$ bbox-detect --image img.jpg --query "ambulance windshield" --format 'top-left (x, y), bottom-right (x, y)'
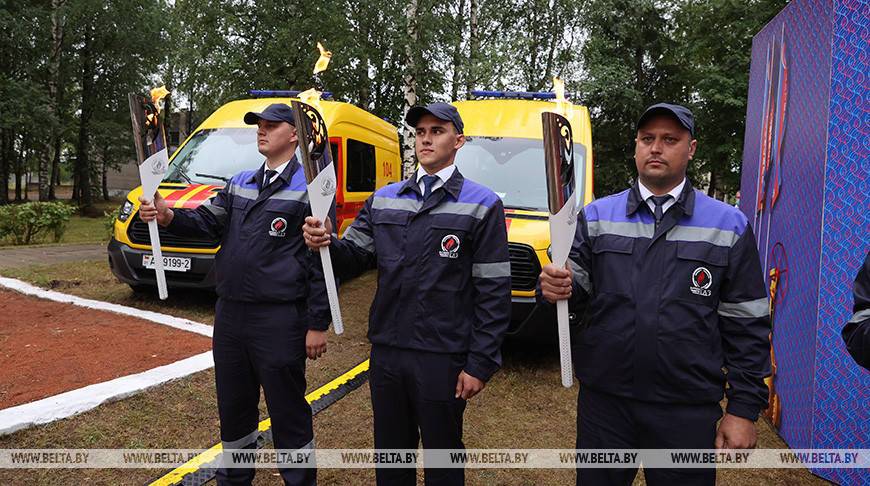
top-left (166, 128), bottom-right (262, 184)
top-left (454, 137), bottom-right (550, 212)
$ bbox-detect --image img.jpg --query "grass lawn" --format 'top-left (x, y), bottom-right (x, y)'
top-left (0, 260), bottom-right (832, 485)
top-left (56, 215), bottom-right (111, 244)
top-left (1, 259), bottom-right (215, 323)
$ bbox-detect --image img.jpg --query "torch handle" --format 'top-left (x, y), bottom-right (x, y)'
top-left (319, 245), bottom-right (344, 335)
top-left (556, 299), bottom-right (573, 387)
top-left (147, 219), bottom-right (168, 300)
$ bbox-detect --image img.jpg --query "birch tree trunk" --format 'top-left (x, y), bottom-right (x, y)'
top-left (450, 0), bottom-right (467, 101)
top-left (400, 0), bottom-right (419, 180)
top-left (42, 0), bottom-right (65, 201)
top-left (466, 0), bottom-right (478, 96)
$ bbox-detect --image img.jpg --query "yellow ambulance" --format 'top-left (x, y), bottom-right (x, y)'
top-left (108, 92), bottom-right (401, 291)
top-left (452, 91), bottom-right (594, 335)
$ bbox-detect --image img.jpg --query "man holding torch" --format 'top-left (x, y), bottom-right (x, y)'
top-left (539, 103), bottom-right (771, 485)
top-left (302, 103), bottom-right (511, 485)
top-left (139, 103), bottom-right (329, 485)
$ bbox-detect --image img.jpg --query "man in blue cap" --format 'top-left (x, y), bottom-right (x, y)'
top-left (539, 103), bottom-right (771, 485)
top-left (139, 103), bottom-right (330, 485)
top-left (301, 102), bottom-right (511, 485)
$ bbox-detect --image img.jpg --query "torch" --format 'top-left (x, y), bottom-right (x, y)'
top-left (542, 78), bottom-right (584, 387)
top-left (292, 100), bottom-right (344, 335)
top-left (289, 42), bottom-right (344, 334)
top-left (128, 86), bottom-right (170, 300)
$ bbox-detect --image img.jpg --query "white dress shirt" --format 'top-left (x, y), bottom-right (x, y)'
top-left (264, 159), bottom-right (292, 186)
top-left (638, 178), bottom-right (686, 216)
top-left (416, 164), bottom-right (456, 196)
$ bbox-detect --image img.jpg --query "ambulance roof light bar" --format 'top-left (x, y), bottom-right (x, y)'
top-left (248, 90), bottom-right (334, 99)
top-left (470, 90), bottom-right (557, 100)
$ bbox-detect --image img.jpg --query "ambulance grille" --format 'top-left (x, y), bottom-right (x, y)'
top-left (508, 243), bottom-right (541, 291)
top-left (127, 218), bottom-right (220, 249)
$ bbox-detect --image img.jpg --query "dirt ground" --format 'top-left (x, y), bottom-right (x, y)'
top-left (0, 261), bottom-right (836, 485)
top-left (0, 289), bottom-right (212, 409)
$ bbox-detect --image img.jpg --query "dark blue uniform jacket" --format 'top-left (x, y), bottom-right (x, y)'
top-left (552, 180), bottom-right (771, 420)
top-left (843, 251), bottom-right (870, 370)
top-left (167, 159), bottom-right (331, 330)
top-left (329, 169), bottom-right (511, 382)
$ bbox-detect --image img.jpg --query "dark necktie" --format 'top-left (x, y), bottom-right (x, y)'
top-left (262, 169), bottom-right (277, 192)
top-left (650, 195), bottom-right (672, 225)
top-left (421, 174), bottom-right (439, 200)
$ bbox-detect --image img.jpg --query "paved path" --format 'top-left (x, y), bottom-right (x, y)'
top-left (0, 243), bottom-right (105, 270)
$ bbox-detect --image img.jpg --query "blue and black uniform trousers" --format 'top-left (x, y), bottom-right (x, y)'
top-left (370, 344), bottom-right (467, 486)
top-left (576, 385), bottom-right (721, 486)
top-left (213, 298), bottom-right (315, 486)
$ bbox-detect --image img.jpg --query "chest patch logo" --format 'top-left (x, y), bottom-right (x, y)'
top-left (439, 234), bottom-right (461, 259)
top-left (269, 217), bottom-right (287, 237)
top-left (690, 266), bottom-right (713, 296)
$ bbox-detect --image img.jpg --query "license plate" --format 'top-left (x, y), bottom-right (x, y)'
top-left (142, 255), bottom-right (191, 272)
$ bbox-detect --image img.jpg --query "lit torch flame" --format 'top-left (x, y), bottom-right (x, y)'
top-left (553, 77), bottom-right (571, 117)
top-left (150, 85), bottom-right (170, 113)
top-left (313, 42), bottom-right (332, 75)
top-left (298, 88), bottom-right (322, 109)
top-left (145, 85), bottom-right (170, 130)
top-left (299, 43), bottom-right (332, 111)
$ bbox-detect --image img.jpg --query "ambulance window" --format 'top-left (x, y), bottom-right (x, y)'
top-left (346, 139), bottom-right (376, 192)
top-left (330, 142), bottom-right (339, 164)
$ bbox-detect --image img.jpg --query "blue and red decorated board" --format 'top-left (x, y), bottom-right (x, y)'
top-left (740, 0), bottom-right (868, 483)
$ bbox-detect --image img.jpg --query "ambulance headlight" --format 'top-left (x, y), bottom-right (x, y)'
top-left (117, 200), bottom-right (134, 222)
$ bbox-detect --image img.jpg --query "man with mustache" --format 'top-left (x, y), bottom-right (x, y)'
top-left (539, 103), bottom-right (771, 485)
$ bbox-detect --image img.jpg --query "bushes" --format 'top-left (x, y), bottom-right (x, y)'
top-left (0, 202), bottom-right (77, 245)
top-left (103, 208), bottom-right (120, 239)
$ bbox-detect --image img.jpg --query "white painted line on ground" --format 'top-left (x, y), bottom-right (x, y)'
top-left (0, 276), bottom-right (212, 337)
top-left (0, 276), bottom-right (215, 436)
top-left (0, 352), bottom-right (214, 436)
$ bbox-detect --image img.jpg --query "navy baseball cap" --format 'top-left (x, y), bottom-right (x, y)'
top-left (244, 103), bottom-right (296, 126)
top-left (405, 102), bottom-right (464, 133)
top-left (636, 103), bottom-right (695, 137)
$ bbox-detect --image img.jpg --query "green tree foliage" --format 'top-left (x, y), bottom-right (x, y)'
top-left (66, 0), bottom-right (165, 211)
top-left (577, 0), bottom-right (685, 196)
top-left (0, 0), bottom-right (164, 211)
top-left (0, 1), bottom-right (54, 203)
top-left (335, 0), bottom-right (409, 119)
top-left (672, 0), bottom-right (788, 198)
top-left (578, 0), bottom-right (787, 197)
top-left (0, 0), bottom-right (789, 206)
top-left (499, 0), bottom-right (584, 92)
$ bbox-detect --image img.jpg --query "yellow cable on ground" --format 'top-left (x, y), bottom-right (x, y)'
top-left (305, 359), bottom-right (369, 403)
top-left (149, 359), bottom-right (370, 486)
